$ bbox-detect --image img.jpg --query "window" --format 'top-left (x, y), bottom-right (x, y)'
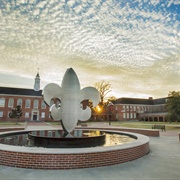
top-left (33, 99), bottom-right (39, 109)
top-left (146, 106), bottom-right (149, 111)
top-left (126, 106), bottom-right (129, 110)
top-left (126, 113), bottom-right (129, 119)
top-left (41, 101), bottom-right (46, 109)
top-left (0, 98), bottom-right (5, 107)
top-left (0, 111), bottom-right (3, 117)
top-left (41, 112), bottom-right (45, 118)
top-left (130, 113), bottom-right (133, 118)
top-left (130, 106), bottom-right (132, 111)
top-left (25, 112), bottom-right (29, 118)
top-left (8, 111), bottom-right (10, 117)
top-left (17, 98), bottom-right (22, 106)
top-left (134, 113), bottom-right (136, 118)
top-left (123, 113), bottom-right (126, 119)
top-left (25, 99), bottom-right (31, 108)
top-left (149, 106), bottom-right (151, 111)
top-left (116, 113), bottom-right (118, 119)
top-left (8, 98), bottom-right (14, 107)
top-left (133, 106), bottom-right (136, 111)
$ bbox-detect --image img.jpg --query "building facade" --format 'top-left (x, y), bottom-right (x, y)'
top-left (112, 97), bottom-right (168, 122)
top-left (0, 73), bottom-right (53, 122)
top-left (0, 74), bottom-right (168, 122)
top-left (0, 87), bottom-right (53, 122)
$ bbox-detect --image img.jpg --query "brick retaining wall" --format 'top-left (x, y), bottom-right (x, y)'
top-left (0, 128), bottom-right (150, 169)
top-left (0, 127), bottom-right (24, 132)
top-left (76, 127), bottom-right (160, 137)
top-left (0, 143), bottom-right (149, 169)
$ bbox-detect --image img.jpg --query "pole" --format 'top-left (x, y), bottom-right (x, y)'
top-left (109, 105), bottom-right (111, 125)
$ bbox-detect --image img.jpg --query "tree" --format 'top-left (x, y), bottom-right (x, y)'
top-left (95, 80), bottom-right (112, 106)
top-left (93, 81), bottom-right (117, 122)
top-left (166, 91), bottom-right (180, 122)
top-left (9, 105), bottom-right (23, 124)
top-left (105, 96), bottom-right (117, 106)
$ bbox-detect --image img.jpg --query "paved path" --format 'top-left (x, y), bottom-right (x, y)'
top-left (0, 122), bottom-right (179, 180)
top-left (25, 121), bottom-right (58, 130)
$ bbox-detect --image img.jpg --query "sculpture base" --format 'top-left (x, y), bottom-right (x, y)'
top-left (28, 130), bottom-right (105, 148)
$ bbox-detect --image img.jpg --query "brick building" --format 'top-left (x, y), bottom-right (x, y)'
top-left (0, 73), bottom-right (53, 122)
top-left (112, 97), bottom-right (168, 122)
top-left (0, 73), bottom-right (168, 122)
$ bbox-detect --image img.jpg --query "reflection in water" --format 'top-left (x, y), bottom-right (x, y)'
top-left (0, 134), bottom-right (29, 147)
top-left (0, 130), bottom-right (136, 148)
top-left (29, 130), bottom-right (102, 138)
top-left (104, 134), bottom-right (135, 146)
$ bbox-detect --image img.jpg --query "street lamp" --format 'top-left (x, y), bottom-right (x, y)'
top-left (107, 102), bottom-right (114, 125)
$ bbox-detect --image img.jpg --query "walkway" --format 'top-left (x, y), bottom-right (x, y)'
top-left (0, 122), bottom-right (179, 180)
top-left (25, 121), bottom-right (58, 130)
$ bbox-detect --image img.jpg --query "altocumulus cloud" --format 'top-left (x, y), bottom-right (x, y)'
top-left (0, 0), bottom-right (179, 98)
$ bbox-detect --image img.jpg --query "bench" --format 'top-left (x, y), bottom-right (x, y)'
top-left (152, 124), bottom-right (165, 131)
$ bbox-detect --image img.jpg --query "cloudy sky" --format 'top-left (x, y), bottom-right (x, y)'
top-left (0, 0), bottom-right (179, 99)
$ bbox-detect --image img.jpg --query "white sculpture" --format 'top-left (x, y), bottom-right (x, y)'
top-left (42, 68), bottom-right (100, 134)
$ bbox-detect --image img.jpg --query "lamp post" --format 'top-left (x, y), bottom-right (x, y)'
top-left (108, 102), bottom-right (114, 125)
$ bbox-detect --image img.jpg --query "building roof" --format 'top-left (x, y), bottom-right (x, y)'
top-left (0, 87), bottom-right (167, 105)
top-left (153, 98), bottom-right (167, 105)
top-left (0, 87), bottom-right (42, 97)
top-left (113, 97), bottom-right (167, 105)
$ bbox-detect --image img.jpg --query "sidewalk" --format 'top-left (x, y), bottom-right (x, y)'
top-left (25, 121), bottom-right (58, 130)
top-left (0, 122), bottom-right (180, 180)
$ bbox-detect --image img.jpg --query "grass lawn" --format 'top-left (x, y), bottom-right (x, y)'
top-left (110, 121), bottom-right (180, 131)
top-left (0, 122), bottom-right (25, 126)
top-left (47, 120), bottom-right (180, 131)
top-left (47, 121), bottom-right (61, 125)
top-left (1, 120), bottom-right (178, 131)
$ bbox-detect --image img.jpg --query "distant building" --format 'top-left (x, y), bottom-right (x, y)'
top-left (112, 97), bottom-right (168, 122)
top-left (0, 87), bottom-right (53, 122)
top-left (0, 73), bottom-right (168, 122)
top-left (91, 97), bottom-right (168, 122)
top-left (0, 73), bottom-right (53, 122)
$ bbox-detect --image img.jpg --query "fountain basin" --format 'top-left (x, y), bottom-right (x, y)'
top-left (28, 130), bottom-right (106, 148)
top-left (0, 129), bottom-right (150, 169)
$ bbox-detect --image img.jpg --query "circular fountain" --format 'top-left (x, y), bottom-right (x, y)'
top-left (0, 68), bottom-right (150, 169)
top-left (0, 129), bottom-right (149, 169)
top-left (28, 130), bottom-right (106, 148)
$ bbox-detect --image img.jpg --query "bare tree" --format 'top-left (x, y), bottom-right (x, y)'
top-left (95, 80), bottom-right (112, 106)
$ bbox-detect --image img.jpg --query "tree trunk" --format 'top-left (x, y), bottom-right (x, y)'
top-left (15, 118), bottom-right (18, 125)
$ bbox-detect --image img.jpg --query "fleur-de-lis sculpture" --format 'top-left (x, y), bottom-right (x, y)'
top-left (42, 68), bottom-right (100, 135)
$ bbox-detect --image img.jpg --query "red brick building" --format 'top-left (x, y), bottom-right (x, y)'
top-left (0, 73), bottom-right (168, 122)
top-left (112, 97), bottom-right (168, 122)
top-left (0, 87), bottom-right (53, 122)
top-left (0, 73), bottom-right (53, 122)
